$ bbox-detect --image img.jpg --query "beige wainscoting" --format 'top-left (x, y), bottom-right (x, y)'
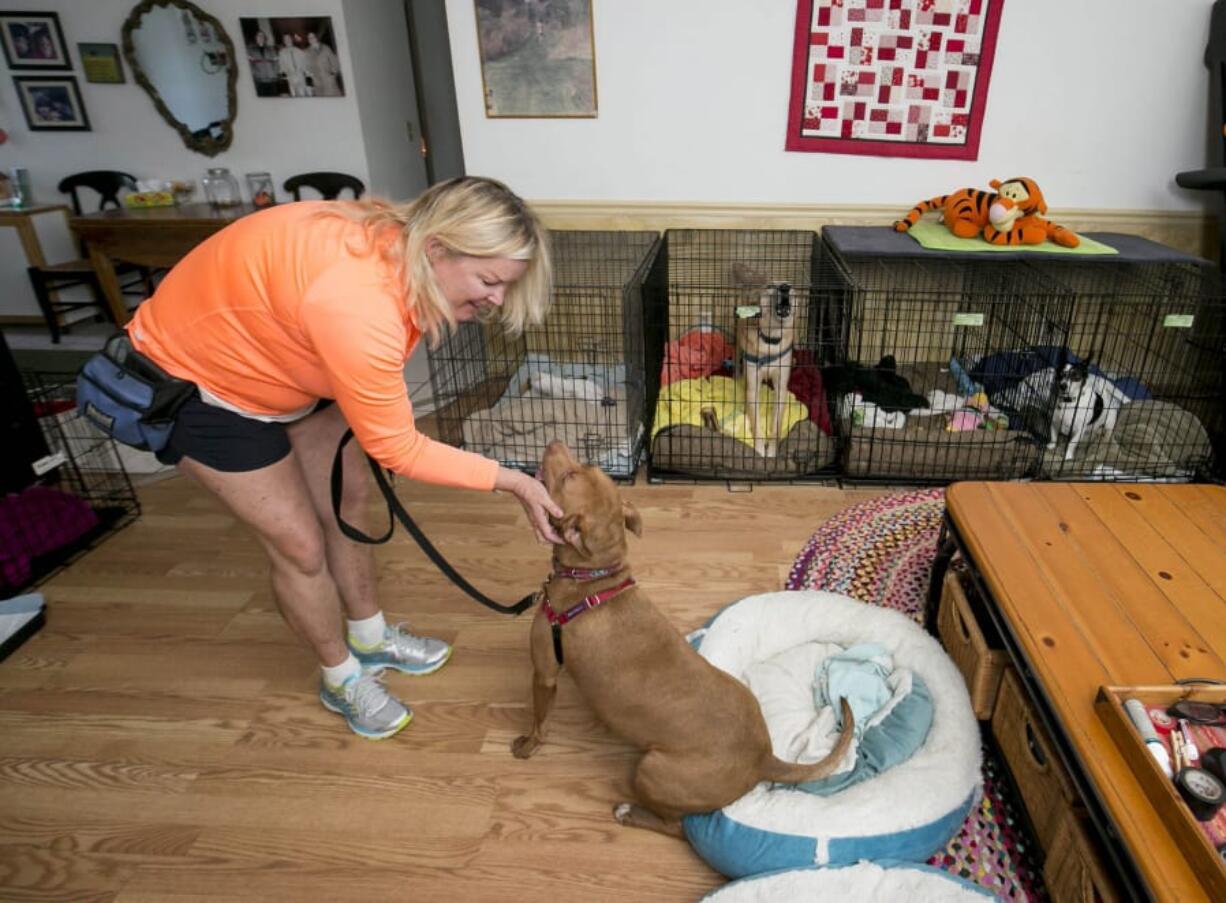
top-left (532, 200), bottom-right (1218, 262)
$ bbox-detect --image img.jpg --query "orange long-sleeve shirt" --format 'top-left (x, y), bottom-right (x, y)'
top-left (128, 201), bottom-right (498, 491)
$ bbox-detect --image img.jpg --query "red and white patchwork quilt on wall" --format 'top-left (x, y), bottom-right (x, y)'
top-left (785, 0), bottom-right (1005, 159)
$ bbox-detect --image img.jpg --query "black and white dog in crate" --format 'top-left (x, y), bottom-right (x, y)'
top-left (1046, 356), bottom-right (1129, 461)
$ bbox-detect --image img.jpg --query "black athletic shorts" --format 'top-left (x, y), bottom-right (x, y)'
top-left (155, 394), bottom-right (333, 473)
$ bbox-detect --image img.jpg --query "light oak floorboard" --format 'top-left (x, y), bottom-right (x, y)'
top-left (1, 471), bottom-right (888, 902)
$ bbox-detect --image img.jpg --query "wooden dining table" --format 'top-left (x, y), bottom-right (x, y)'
top-left (69, 203), bottom-right (258, 325)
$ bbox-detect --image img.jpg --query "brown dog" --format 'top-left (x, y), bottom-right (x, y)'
top-left (512, 441), bottom-right (854, 837)
top-left (732, 263), bottom-right (797, 458)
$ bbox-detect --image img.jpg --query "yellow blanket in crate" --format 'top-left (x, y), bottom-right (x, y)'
top-left (653, 376), bottom-right (809, 448)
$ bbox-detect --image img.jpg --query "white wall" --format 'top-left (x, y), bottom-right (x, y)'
top-left (342, 0), bottom-right (428, 201)
top-left (448, 0), bottom-right (1218, 213)
top-left (2, 0), bottom-right (1215, 211)
top-left (0, 0), bottom-right (374, 204)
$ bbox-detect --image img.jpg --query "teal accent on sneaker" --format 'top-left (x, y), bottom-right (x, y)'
top-left (348, 623), bottom-right (453, 676)
top-left (319, 671), bottom-right (412, 740)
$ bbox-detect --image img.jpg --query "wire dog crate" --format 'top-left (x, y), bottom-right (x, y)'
top-left (427, 230), bottom-right (661, 480)
top-left (2, 371), bottom-right (140, 595)
top-left (825, 231), bottom-right (1072, 483)
top-left (824, 226), bottom-right (1226, 484)
top-left (1031, 256), bottom-right (1225, 481)
top-left (645, 229), bottom-right (842, 481)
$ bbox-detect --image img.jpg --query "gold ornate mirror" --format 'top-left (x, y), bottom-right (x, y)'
top-left (121, 0), bottom-right (238, 156)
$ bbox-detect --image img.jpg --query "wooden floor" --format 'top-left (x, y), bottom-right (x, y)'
top-left (0, 473), bottom-right (887, 902)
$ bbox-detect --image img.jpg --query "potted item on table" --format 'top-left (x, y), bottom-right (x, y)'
top-left (246, 171), bottom-right (275, 208)
top-left (170, 179), bottom-right (195, 204)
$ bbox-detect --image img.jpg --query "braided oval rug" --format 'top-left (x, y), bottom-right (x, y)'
top-left (786, 488), bottom-right (1047, 901)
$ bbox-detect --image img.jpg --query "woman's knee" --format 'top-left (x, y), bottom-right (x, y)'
top-left (264, 522), bottom-right (329, 576)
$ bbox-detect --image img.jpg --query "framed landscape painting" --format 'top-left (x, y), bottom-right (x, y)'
top-left (475, 0), bottom-right (597, 118)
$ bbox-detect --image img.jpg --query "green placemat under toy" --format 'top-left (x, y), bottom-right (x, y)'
top-left (906, 220), bottom-right (1117, 255)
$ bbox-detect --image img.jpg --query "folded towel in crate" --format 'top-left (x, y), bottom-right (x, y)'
top-left (460, 379), bottom-right (632, 472)
top-left (652, 376), bottom-right (809, 448)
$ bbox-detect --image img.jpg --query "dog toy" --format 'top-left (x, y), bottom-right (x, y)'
top-left (895, 177), bottom-right (1079, 248)
top-left (530, 372), bottom-right (604, 403)
top-left (840, 393), bottom-right (906, 429)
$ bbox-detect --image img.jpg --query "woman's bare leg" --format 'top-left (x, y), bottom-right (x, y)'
top-left (283, 403), bottom-right (452, 677)
top-left (285, 404), bottom-right (379, 620)
top-left (174, 453), bottom-right (349, 666)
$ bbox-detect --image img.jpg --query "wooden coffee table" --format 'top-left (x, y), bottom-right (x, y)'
top-left (926, 482), bottom-right (1226, 901)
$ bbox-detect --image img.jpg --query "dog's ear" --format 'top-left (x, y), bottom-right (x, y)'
top-left (731, 262), bottom-right (768, 288)
top-left (622, 501), bottom-right (642, 538)
top-left (558, 513), bottom-right (588, 554)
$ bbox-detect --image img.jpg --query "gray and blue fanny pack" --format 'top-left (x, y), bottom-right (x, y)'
top-left (76, 333), bottom-right (195, 452)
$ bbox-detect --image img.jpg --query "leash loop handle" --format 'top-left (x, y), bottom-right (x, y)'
top-left (331, 430), bottom-right (534, 616)
top-left (330, 430), bottom-right (394, 545)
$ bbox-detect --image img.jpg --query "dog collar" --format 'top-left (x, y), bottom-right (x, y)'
top-left (541, 575), bottom-right (636, 665)
top-left (741, 344), bottom-right (794, 366)
top-left (551, 560), bottom-right (624, 581)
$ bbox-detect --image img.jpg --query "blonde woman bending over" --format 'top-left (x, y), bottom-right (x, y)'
top-left (126, 177), bottom-right (559, 739)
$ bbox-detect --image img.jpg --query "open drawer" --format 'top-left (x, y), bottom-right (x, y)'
top-left (1095, 684), bottom-right (1226, 902)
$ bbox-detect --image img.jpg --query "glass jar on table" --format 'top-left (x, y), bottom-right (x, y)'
top-left (202, 167), bottom-right (241, 208)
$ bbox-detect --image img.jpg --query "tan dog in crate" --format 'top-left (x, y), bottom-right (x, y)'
top-left (732, 262), bottom-right (797, 457)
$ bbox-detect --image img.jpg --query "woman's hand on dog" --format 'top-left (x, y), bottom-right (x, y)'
top-left (496, 467), bottom-right (563, 545)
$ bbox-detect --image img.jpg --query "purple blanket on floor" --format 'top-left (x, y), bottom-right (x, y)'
top-left (0, 486), bottom-right (99, 590)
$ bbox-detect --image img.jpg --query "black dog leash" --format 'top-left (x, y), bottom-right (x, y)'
top-left (329, 429), bottom-right (535, 616)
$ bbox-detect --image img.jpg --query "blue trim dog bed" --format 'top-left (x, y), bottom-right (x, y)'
top-left (701, 860), bottom-right (996, 902)
top-left (683, 591), bottom-right (981, 879)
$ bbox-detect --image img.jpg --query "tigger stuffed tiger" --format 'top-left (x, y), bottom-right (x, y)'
top-left (894, 177), bottom-right (1079, 248)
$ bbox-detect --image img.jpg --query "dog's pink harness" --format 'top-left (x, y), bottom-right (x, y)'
top-left (540, 561), bottom-right (635, 665)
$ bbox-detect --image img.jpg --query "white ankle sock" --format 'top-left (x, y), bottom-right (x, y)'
top-left (347, 611), bottom-right (387, 649)
top-left (322, 653), bottom-right (362, 688)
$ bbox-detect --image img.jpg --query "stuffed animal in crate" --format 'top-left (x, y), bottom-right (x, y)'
top-left (894, 177), bottom-right (1080, 248)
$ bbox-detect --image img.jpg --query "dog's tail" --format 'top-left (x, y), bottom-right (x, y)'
top-left (758, 698), bottom-right (856, 785)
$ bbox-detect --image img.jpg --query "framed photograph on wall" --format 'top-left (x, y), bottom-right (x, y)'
top-left (13, 76), bottom-right (91, 132)
top-left (475, 0), bottom-right (597, 118)
top-left (238, 17), bottom-right (344, 98)
top-left (0, 11), bottom-right (71, 71)
top-left (78, 42), bottom-right (126, 84)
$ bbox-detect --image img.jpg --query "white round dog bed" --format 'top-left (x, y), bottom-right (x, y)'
top-left (700, 860), bottom-right (995, 902)
top-left (682, 591), bottom-right (981, 879)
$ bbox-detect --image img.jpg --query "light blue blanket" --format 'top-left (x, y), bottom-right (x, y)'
top-left (801, 643), bottom-right (934, 796)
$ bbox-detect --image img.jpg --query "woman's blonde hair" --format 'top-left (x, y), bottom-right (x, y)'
top-left (322, 176), bottom-right (551, 344)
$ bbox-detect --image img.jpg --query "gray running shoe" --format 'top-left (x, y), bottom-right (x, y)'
top-left (319, 671), bottom-right (412, 740)
top-left (348, 623), bottom-right (452, 676)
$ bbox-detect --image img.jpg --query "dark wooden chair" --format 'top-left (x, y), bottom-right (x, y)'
top-left (283, 171), bottom-right (366, 201)
top-left (58, 170), bottom-right (137, 216)
top-left (27, 170), bottom-right (156, 343)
